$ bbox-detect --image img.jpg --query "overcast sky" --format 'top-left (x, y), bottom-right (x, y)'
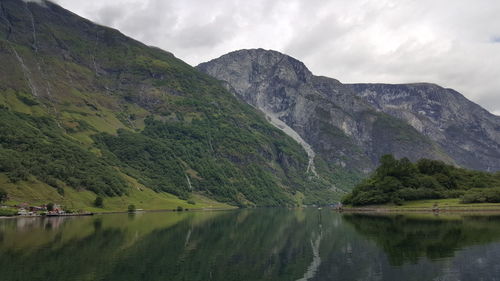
top-left (51, 0), bottom-right (500, 115)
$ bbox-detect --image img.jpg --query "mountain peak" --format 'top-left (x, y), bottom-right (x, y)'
top-left (1, 0), bottom-right (343, 207)
top-left (207, 48), bottom-right (303, 65)
top-left (199, 50), bottom-right (500, 172)
top-left (198, 49), bottom-right (313, 86)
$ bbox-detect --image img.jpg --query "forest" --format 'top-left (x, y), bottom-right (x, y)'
top-left (342, 155), bottom-right (500, 206)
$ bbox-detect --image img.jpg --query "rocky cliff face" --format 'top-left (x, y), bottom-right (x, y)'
top-left (198, 49), bottom-right (500, 173)
top-left (349, 83), bottom-right (500, 171)
top-left (198, 50), bottom-right (454, 175)
top-left (199, 50), bottom-right (370, 173)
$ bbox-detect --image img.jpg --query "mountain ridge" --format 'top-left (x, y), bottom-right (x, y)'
top-left (1, 0), bottom-right (498, 210)
top-left (348, 82), bottom-right (500, 171)
top-left (0, 0), bottom-right (339, 208)
top-left (197, 48), bottom-right (500, 174)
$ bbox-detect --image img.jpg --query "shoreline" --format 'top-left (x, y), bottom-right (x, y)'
top-left (338, 198), bottom-right (500, 214)
top-left (93, 207), bottom-right (237, 215)
top-left (0, 206), bottom-right (238, 220)
top-left (340, 206), bottom-right (500, 214)
top-left (5, 205), bottom-right (500, 219)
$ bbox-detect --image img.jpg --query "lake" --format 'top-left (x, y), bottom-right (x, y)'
top-left (1, 209), bottom-right (500, 281)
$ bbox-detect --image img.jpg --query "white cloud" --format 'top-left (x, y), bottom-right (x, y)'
top-left (52, 0), bottom-right (500, 114)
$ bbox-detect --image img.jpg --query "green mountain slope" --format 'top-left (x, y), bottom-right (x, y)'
top-left (0, 0), bottom-right (337, 208)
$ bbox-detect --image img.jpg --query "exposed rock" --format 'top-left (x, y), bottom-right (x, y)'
top-left (198, 49), bottom-right (499, 173)
top-left (349, 83), bottom-right (500, 171)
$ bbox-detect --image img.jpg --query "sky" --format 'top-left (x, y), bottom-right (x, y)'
top-left (50, 0), bottom-right (500, 115)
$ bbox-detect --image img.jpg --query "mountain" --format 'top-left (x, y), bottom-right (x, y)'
top-left (348, 83), bottom-right (500, 172)
top-left (197, 49), bottom-right (500, 177)
top-left (0, 0), bottom-right (338, 208)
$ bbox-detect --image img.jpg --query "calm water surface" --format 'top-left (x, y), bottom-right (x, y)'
top-left (1, 209), bottom-right (500, 281)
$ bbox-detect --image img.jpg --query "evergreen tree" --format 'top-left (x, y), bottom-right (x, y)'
top-left (0, 189), bottom-right (7, 204)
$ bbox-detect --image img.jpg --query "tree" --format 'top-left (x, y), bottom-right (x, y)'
top-left (94, 196), bottom-right (104, 208)
top-left (128, 204), bottom-right (136, 213)
top-left (375, 154), bottom-right (397, 178)
top-left (46, 202), bottom-right (54, 212)
top-left (0, 188), bottom-right (7, 204)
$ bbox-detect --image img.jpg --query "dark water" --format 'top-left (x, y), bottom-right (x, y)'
top-left (1, 210), bottom-right (500, 281)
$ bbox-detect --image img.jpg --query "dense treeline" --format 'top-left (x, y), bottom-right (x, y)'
top-left (95, 115), bottom-right (323, 206)
top-left (0, 108), bottom-right (128, 196)
top-left (0, 106), bottom-right (324, 206)
top-left (342, 155), bottom-right (500, 206)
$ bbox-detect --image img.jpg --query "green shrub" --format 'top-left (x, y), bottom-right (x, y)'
top-left (57, 187), bottom-right (65, 196)
top-left (18, 96), bottom-right (39, 106)
top-left (94, 196), bottom-right (104, 208)
top-left (461, 188), bottom-right (500, 203)
top-left (128, 204), bottom-right (136, 213)
top-left (0, 208), bottom-right (17, 216)
top-left (0, 188), bottom-right (7, 203)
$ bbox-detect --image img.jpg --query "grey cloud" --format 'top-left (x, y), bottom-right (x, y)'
top-left (478, 94), bottom-right (500, 117)
top-left (51, 0), bottom-right (500, 114)
top-left (172, 14), bottom-right (238, 49)
top-left (95, 5), bottom-right (128, 27)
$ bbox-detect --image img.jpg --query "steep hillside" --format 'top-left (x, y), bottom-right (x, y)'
top-left (0, 0), bottom-right (337, 207)
top-left (197, 49), bottom-right (454, 180)
top-left (348, 83), bottom-right (500, 172)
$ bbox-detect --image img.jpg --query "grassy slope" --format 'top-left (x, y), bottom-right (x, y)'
top-left (0, 174), bottom-right (232, 212)
top-left (0, 0), bottom-right (339, 210)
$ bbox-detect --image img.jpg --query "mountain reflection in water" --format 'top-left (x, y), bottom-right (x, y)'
top-left (1, 210), bottom-right (500, 281)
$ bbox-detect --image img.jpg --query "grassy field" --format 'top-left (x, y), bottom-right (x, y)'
top-left (346, 198), bottom-right (500, 212)
top-left (0, 173), bottom-right (234, 213)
